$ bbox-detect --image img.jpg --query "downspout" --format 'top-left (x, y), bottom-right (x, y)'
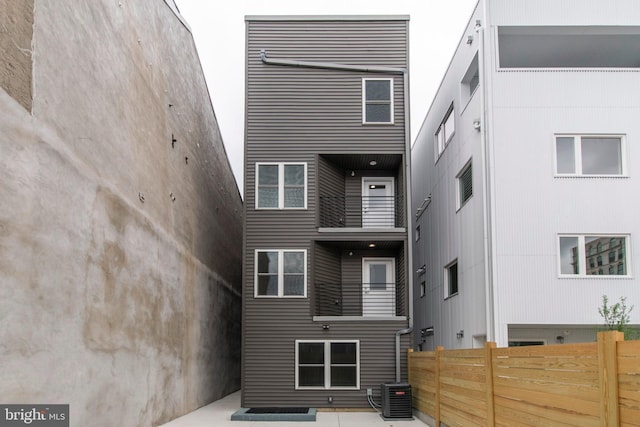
top-left (259, 50), bottom-right (413, 382)
top-left (395, 69), bottom-right (413, 383)
top-left (476, 0), bottom-right (495, 343)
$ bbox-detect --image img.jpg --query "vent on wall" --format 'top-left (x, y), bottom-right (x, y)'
top-left (381, 383), bottom-right (413, 420)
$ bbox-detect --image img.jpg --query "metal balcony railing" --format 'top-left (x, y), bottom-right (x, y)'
top-left (319, 196), bottom-right (404, 228)
top-left (314, 282), bottom-right (406, 317)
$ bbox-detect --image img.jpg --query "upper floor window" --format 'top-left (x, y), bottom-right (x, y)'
top-left (435, 104), bottom-right (455, 158)
top-left (456, 160), bottom-right (473, 210)
top-left (498, 26), bottom-right (640, 69)
top-left (255, 249), bottom-right (307, 297)
top-left (363, 78), bottom-right (393, 124)
top-left (444, 259), bottom-right (459, 298)
top-left (558, 235), bottom-right (629, 277)
top-left (555, 135), bottom-right (625, 176)
top-left (256, 163), bottom-right (307, 209)
top-left (461, 53), bottom-right (479, 105)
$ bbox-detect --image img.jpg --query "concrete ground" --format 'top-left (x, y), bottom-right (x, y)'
top-left (159, 391), bottom-right (429, 427)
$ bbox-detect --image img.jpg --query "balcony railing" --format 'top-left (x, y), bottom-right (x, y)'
top-left (314, 282), bottom-right (406, 317)
top-left (319, 196), bottom-right (404, 228)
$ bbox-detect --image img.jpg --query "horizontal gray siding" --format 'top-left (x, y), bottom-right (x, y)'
top-left (243, 17), bottom-right (410, 408)
top-left (242, 308), bottom-right (410, 408)
top-left (246, 19), bottom-right (408, 152)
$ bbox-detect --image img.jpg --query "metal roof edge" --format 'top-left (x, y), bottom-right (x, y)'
top-left (245, 15), bottom-right (410, 22)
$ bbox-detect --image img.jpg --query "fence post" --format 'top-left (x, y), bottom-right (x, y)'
top-left (435, 346), bottom-right (443, 426)
top-left (598, 331), bottom-right (623, 426)
top-left (485, 342), bottom-right (496, 427)
top-left (407, 348), bottom-right (414, 386)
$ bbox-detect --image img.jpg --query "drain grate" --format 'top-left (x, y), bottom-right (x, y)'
top-left (246, 407), bottom-right (310, 414)
top-left (231, 407), bottom-right (317, 421)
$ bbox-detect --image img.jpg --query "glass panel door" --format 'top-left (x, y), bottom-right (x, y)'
top-left (362, 177), bottom-right (394, 228)
top-left (362, 258), bottom-right (395, 316)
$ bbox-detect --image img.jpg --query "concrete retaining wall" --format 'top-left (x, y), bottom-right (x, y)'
top-left (0, 1), bottom-right (243, 426)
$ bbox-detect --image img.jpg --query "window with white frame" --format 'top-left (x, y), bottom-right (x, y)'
top-left (256, 163), bottom-right (307, 209)
top-left (296, 340), bottom-right (359, 389)
top-left (461, 53), bottom-right (479, 105)
top-left (558, 235), bottom-right (629, 276)
top-left (457, 160), bottom-right (473, 209)
top-left (444, 260), bottom-right (459, 298)
top-left (555, 135), bottom-right (625, 176)
top-left (363, 78), bottom-right (393, 124)
top-left (435, 104), bottom-right (455, 158)
top-left (255, 249), bottom-right (307, 297)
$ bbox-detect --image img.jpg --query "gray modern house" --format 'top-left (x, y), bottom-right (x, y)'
top-left (243, 16), bottom-right (412, 408)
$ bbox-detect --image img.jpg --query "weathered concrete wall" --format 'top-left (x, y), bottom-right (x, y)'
top-left (0, 0), bottom-right (33, 111)
top-left (0, 1), bottom-right (242, 426)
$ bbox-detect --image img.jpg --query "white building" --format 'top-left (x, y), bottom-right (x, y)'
top-left (411, 0), bottom-right (640, 349)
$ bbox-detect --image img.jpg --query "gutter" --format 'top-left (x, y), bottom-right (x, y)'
top-left (259, 50), bottom-right (413, 383)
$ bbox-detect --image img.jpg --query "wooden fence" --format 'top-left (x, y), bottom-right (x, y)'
top-left (407, 331), bottom-right (640, 426)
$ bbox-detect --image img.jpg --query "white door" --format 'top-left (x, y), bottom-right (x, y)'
top-left (362, 178), bottom-right (394, 228)
top-left (362, 258), bottom-right (395, 317)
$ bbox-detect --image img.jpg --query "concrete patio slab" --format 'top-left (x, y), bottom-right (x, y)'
top-left (159, 391), bottom-right (429, 427)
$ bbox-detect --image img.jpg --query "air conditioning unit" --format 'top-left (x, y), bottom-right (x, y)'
top-left (380, 383), bottom-right (413, 420)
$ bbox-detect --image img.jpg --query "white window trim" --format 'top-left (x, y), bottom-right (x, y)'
top-left (254, 249), bottom-right (307, 298)
top-left (294, 340), bottom-right (360, 390)
top-left (435, 103), bottom-right (455, 160)
top-left (553, 134), bottom-right (627, 177)
top-left (557, 234), bottom-right (631, 278)
top-left (444, 259), bottom-right (459, 299)
top-left (362, 78), bottom-right (394, 125)
top-left (255, 162), bottom-right (308, 210)
top-left (456, 159), bottom-right (473, 211)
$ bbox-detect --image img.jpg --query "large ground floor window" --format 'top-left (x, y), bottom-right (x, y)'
top-left (295, 340), bottom-right (359, 390)
top-left (558, 235), bottom-right (629, 277)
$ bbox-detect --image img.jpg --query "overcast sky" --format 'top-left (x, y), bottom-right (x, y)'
top-left (176, 0), bottom-right (478, 195)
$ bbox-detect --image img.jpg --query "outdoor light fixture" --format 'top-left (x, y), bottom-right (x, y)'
top-left (456, 330), bottom-right (464, 339)
top-left (369, 160), bottom-right (377, 166)
top-left (351, 170), bottom-right (355, 177)
top-left (368, 243), bottom-right (376, 248)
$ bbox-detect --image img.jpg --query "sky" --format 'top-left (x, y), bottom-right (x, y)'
top-left (176, 0), bottom-right (478, 195)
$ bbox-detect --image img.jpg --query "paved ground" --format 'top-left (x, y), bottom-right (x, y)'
top-left (159, 391), bottom-right (429, 427)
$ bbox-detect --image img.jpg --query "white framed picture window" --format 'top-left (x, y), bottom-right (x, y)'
top-left (558, 234), bottom-right (630, 277)
top-left (256, 163), bottom-right (307, 209)
top-left (555, 135), bottom-right (626, 176)
top-left (295, 340), bottom-right (360, 390)
top-left (362, 78), bottom-right (394, 124)
top-left (255, 249), bottom-right (307, 297)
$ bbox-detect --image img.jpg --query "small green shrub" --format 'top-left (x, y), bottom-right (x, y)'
top-left (598, 295), bottom-right (637, 339)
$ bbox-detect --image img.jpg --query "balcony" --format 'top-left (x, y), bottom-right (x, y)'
top-left (313, 281), bottom-right (406, 318)
top-left (319, 196), bottom-right (404, 229)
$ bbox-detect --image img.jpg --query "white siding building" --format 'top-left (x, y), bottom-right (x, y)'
top-left (412, 0), bottom-right (640, 350)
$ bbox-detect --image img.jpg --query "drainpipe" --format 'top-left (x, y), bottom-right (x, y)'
top-left (395, 69), bottom-right (413, 383)
top-left (476, 0), bottom-right (496, 344)
top-left (259, 50), bottom-right (413, 383)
